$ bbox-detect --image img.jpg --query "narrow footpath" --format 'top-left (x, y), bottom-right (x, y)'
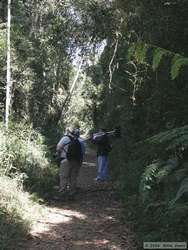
top-left (21, 149), bottom-right (137, 250)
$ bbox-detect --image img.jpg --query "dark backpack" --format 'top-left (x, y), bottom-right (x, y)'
top-left (105, 143), bottom-right (112, 153)
top-left (66, 136), bottom-right (82, 161)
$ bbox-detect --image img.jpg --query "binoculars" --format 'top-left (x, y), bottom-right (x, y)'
top-left (93, 126), bottom-right (121, 138)
top-left (83, 126), bottom-right (121, 142)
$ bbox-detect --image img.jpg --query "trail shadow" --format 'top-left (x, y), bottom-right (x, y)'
top-left (0, 211), bottom-right (29, 250)
top-left (21, 190), bottom-right (136, 250)
top-left (20, 148), bottom-right (137, 250)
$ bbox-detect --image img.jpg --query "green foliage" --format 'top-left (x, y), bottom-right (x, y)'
top-left (0, 27), bottom-right (6, 120)
top-left (135, 43), bottom-right (148, 64)
top-left (171, 54), bottom-right (188, 80)
top-left (171, 177), bottom-right (188, 205)
top-left (0, 123), bottom-right (58, 193)
top-left (136, 201), bottom-right (188, 242)
top-left (127, 42), bottom-right (148, 63)
top-left (127, 43), bottom-right (136, 61)
top-left (139, 162), bottom-right (161, 203)
top-left (136, 126), bottom-right (188, 204)
top-left (82, 0), bottom-right (188, 244)
top-left (146, 125), bottom-right (188, 152)
top-left (0, 0), bottom-right (188, 246)
top-left (134, 127), bottom-right (188, 240)
top-left (156, 160), bottom-right (178, 183)
top-left (127, 41), bottom-right (188, 81)
top-left (152, 47), bottom-right (169, 71)
top-left (0, 28), bottom-right (6, 53)
top-left (0, 175), bottom-right (44, 249)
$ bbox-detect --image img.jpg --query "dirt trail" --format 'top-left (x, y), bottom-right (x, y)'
top-left (21, 149), bottom-right (137, 250)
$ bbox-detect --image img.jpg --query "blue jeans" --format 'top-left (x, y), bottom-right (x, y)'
top-left (96, 155), bottom-right (108, 181)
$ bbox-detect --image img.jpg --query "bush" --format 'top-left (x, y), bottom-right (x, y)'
top-left (0, 175), bottom-right (44, 249)
top-left (118, 126), bottom-right (188, 243)
top-left (0, 122), bottom-right (58, 193)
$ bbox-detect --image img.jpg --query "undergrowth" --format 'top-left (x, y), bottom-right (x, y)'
top-left (0, 175), bottom-right (45, 249)
top-left (0, 122), bottom-right (58, 193)
top-left (115, 125), bottom-right (188, 245)
top-left (0, 122), bottom-right (58, 249)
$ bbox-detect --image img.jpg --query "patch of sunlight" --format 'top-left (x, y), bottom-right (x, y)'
top-left (30, 210), bottom-right (71, 235)
top-left (30, 207), bottom-right (87, 236)
top-left (83, 162), bottom-right (96, 167)
top-left (30, 221), bottom-right (51, 235)
top-left (59, 208), bottom-right (87, 220)
top-left (74, 239), bottom-right (110, 246)
top-left (109, 244), bottom-right (123, 250)
top-left (104, 215), bottom-right (116, 222)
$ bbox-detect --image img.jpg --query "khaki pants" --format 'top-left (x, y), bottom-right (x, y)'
top-left (59, 159), bottom-right (81, 193)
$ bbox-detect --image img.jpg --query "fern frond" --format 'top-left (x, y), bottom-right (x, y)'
top-left (135, 42), bottom-right (148, 63)
top-left (139, 162), bottom-right (161, 203)
top-left (152, 47), bottom-right (169, 71)
top-left (173, 166), bottom-right (188, 182)
top-left (127, 42), bottom-right (148, 63)
top-left (146, 125), bottom-right (188, 150)
top-left (156, 158), bottom-right (178, 183)
top-left (128, 41), bottom-right (188, 80)
top-left (171, 54), bottom-right (188, 80)
top-left (127, 43), bottom-right (136, 61)
top-left (170, 177), bottom-right (188, 205)
top-left (0, 30), bottom-right (6, 51)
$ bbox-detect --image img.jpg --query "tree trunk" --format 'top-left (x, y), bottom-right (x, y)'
top-left (60, 57), bottom-right (84, 120)
top-left (5, 0), bottom-right (11, 129)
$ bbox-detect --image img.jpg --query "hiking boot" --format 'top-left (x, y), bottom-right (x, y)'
top-left (94, 177), bottom-right (104, 183)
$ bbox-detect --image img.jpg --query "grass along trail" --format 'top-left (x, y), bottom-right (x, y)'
top-left (20, 150), bottom-right (137, 250)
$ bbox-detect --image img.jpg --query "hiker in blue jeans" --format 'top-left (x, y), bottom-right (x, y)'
top-left (92, 128), bottom-right (112, 182)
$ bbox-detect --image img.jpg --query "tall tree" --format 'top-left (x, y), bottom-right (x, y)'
top-left (5, 0), bottom-right (11, 128)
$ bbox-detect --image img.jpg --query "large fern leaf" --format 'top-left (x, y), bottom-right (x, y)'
top-left (127, 43), bottom-right (136, 61)
top-left (135, 42), bottom-right (148, 63)
top-left (171, 54), bottom-right (188, 80)
top-left (139, 162), bottom-right (161, 203)
top-left (127, 41), bottom-right (188, 80)
top-left (170, 177), bottom-right (188, 205)
top-left (156, 158), bottom-right (178, 183)
top-left (146, 125), bottom-right (188, 150)
top-left (152, 47), bottom-right (169, 71)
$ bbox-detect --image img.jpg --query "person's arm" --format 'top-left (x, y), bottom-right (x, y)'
top-left (56, 138), bottom-right (64, 152)
top-left (92, 133), bottom-right (106, 145)
top-left (56, 136), bottom-right (70, 153)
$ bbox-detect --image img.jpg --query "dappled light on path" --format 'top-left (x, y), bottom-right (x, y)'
top-left (29, 207), bottom-right (87, 238)
top-left (21, 151), bottom-right (137, 250)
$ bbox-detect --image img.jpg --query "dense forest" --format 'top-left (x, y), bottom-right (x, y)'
top-left (0, 0), bottom-right (188, 249)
